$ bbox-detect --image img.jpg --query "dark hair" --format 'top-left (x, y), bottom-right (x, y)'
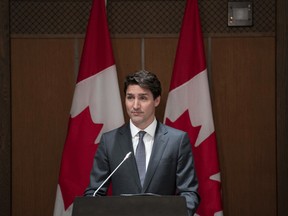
top-left (124, 70), bottom-right (162, 99)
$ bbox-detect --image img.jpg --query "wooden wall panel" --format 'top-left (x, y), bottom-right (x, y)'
top-left (11, 39), bottom-right (75, 216)
top-left (112, 38), bottom-right (142, 121)
top-left (145, 38), bottom-right (178, 121)
top-left (10, 36), bottom-right (277, 216)
top-left (210, 37), bottom-right (276, 216)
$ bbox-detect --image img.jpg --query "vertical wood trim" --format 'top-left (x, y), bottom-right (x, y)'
top-left (0, 0), bottom-right (11, 215)
top-left (277, 0), bottom-right (288, 215)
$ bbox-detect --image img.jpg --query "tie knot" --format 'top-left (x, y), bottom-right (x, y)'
top-left (138, 131), bottom-right (146, 140)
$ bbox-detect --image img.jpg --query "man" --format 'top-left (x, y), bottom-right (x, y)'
top-left (85, 70), bottom-right (200, 215)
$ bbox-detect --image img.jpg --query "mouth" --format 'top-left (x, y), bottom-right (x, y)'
top-left (131, 111), bottom-right (143, 116)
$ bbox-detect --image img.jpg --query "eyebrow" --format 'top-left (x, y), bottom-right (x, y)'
top-left (126, 93), bottom-right (149, 96)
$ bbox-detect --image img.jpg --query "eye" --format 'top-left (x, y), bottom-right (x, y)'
top-left (126, 95), bottom-right (134, 100)
top-left (139, 96), bottom-right (148, 101)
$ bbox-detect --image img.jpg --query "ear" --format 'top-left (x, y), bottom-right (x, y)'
top-left (154, 96), bottom-right (161, 107)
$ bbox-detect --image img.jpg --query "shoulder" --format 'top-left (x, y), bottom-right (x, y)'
top-left (102, 123), bottom-right (129, 137)
top-left (157, 121), bottom-right (187, 136)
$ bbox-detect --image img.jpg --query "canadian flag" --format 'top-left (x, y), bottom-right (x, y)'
top-left (164, 0), bottom-right (223, 215)
top-left (53, 0), bottom-right (124, 215)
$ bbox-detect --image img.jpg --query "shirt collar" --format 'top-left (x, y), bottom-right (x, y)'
top-left (130, 118), bottom-right (157, 138)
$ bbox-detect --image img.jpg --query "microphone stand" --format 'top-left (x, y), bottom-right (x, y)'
top-left (93, 152), bottom-right (132, 196)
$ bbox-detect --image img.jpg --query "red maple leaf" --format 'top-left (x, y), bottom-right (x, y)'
top-left (165, 110), bottom-right (222, 215)
top-left (194, 133), bottom-right (222, 215)
top-left (59, 107), bottom-right (103, 209)
top-left (165, 110), bottom-right (201, 147)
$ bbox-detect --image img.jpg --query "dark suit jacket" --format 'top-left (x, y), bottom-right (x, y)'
top-left (85, 121), bottom-right (200, 214)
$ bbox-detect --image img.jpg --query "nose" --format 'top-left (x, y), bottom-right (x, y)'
top-left (132, 99), bottom-right (140, 109)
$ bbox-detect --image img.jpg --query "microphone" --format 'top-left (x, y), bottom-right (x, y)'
top-left (93, 151), bottom-right (132, 196)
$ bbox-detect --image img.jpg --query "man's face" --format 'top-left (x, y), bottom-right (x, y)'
top-left (125, 84), bottom-right (160, 129)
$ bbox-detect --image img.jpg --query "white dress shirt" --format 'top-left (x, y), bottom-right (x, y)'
top-left (130, 118), bottom-right (157, 170)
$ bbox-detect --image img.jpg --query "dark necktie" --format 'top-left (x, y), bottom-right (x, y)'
top-left (136, 131), bottom-right (146, 187)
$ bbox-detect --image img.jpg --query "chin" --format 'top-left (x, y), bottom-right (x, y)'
top-left (131, 118), bottom-right (143, 126)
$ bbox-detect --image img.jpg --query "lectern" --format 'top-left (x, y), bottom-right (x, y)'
top-left (72, 195), bottom-right (188, 216)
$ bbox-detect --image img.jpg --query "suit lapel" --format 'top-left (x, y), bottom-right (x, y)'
top-left (118, 124), bottom-right (143, 191)
top-left (118, 124), bottom-right (133, 155)
top-left (143, 122), bottom-right (168, 192)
